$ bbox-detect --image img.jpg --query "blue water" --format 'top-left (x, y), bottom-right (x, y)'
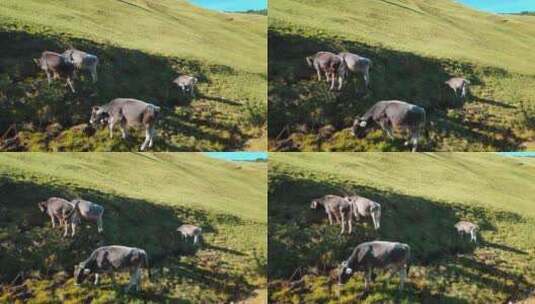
top-left (189, 0), bottom-right (267, 12)
top-left (457, 0), bottom-right (535, 13)
top-left (498, 152), bottom-right (535, 158)
top-left (204, 152), bottom-right (267, 161)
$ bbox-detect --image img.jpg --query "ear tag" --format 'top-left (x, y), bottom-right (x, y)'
top-left (345, 268), bottom-right (353, 275)
top-left (360, 121), bottom-right (367, 127)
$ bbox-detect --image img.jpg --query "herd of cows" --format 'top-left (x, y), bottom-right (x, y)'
top-left (32, 48), bottom-right (200, 151)
top-left (37, 196), bottom-right (203, 292)
top-left (310, 193), bottom-right (479, 292)
top-left (305, 51), bottom-right (472, 152)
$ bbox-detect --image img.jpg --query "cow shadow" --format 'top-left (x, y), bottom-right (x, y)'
top-left (268, 31), bottom-right (525, 151)
top-left (268, 174), bottom-right (532, 302)
top-left (0, 29), bottom-right (250, 151)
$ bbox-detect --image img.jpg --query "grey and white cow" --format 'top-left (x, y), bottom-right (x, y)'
top-left (89, 98), bottom-right (161, 151)
top-left (173, 75), bottom-right (198, 97)
top-left (63, 199), bottom-right (104, 237)
top-left (345, 195), bottom-right (381, 230)
top-left (338, 241), bottom-right (411, 292)
top-left (310, 195), bottom-right (353, 234)
top-left (177, 224), bottom-right (202, 245)
top-left (306, 51), bottom-right (347, 91)
top-left (454, 221), bottom-right (479, 243)
top-left (63, 48), bottom-right (99, 83)
top-left (445, 77), bottom-right (470, 99)
top-left (338, 52), bottom-right (372, 91)
top-left (33, 51), bottom-right (76, 92)
top-left (352, 100), bottom-right (426, 152)
top-left (74, 245), bottom-right (150, 292)
top-left (37, 197), bottom-right (75, 229)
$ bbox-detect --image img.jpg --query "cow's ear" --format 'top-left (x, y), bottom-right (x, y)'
top-left (83, 268), bottom-right (90, 274)
top-left (345, 268), bottom-right (353, 275)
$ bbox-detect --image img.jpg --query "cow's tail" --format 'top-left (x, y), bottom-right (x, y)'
top-left (405, 245), bottom-right (411, 277)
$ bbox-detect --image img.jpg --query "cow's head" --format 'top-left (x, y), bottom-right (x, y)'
top-left (33, 58), bottom-right (43, 67)
top-left (352, 117), bottom-right (372, 139)
top-left (337, 261), bottom-right (353, 285)
top-left (73, 263), bottom-right (91, 284)
top-left (37, 201), bottom-right (47, 213)
top-left (89, 106), bottom-right (109, 125)
top-left (305, 56), bottom-right (313, 67)
top-left (192, 77), bottom-right (198, 85)
top-left (310, 199), bottom-right (320, 209)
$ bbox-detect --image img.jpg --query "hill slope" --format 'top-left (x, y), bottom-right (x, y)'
top-left (269, 153), bottom-right (535, 303)
top-left (268, 0), bottom-right (535, 151)
top-left (0, 153), bottom-right (267, 303)
top-left (0, 0), bottom-right (267, 151)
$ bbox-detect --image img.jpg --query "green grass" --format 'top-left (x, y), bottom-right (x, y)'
top-left (268, 0), bottom-right (535, 151)
top-left (0, 153), bottom-right (267, 303)
top-left (0, 0), bottom-right (267, 151)
top-left (268, 153), bottom-right (535, 303)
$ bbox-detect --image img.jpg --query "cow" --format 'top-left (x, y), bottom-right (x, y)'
top-left (173, 75), bottom-right (198, 97)
top-left (63, 48), bottom-right (99, 83)
top-left (345, 195), bottom-right (381, 230)
top-left (310, 195), bottom-right (353, 234)
top-left (33, 51), bottom-right (76, 92)
top-left (89, 98), bottom-right (161, 151)
top-left (74, 245), bottom-right (150, 292)
top-left (63, 199), bottom-right (104, 237)
top-left (338, 52), bottom-right (372, 92)
top-left (338, 241), bottom-right (411, 292)
top-left (37, 197), bottom-right (75, 230)
top-left (445, 77), bottom-right (470, 99)
top-left (454, 221), bottom-right (479, 243)
top-left (305, 51), bottom-right (347, 91)
top-left (177, 224), bottom-right (202, 245)
top-left (352, 100), bottom-right (426, 152)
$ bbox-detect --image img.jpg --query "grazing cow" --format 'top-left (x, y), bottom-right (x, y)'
top-left (37, 197), bottom-right (75, 229)
top-left (74, 245), bottom-right (150, 292)
top-left (64, 199), bottom-right (104, 237)
top-left (305, 51), bottom-right (347, 91)
top-left (445, 77), bottom-right (470, 99)
top-left (352, 100), bottom-right (426, 152)
top-left (63, 48), bottom-right (99, 83)
top-left (338, 241), bottom-right (411, 292)
top-left (345, 195), bottom-right (381, 230)
top-left (310, 195), bottom-right (353, 234)
top-left (173, 75), bottom-right (198, 97)
top-left (33, 51), bottom-right (76, 92)
top-left (177, 224), bottom-right (202, 245)
top-left (89, 98), bottom-right (161, 151)
top-left (338, 52), bottom-right (372, 91)
top-left (454, 221), bottom-right (479, 243)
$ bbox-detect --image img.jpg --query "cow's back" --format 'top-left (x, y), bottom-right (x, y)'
top-left (382, 101), bottom-right (424, 127)
top-left (74, 199), bottom-right (103, 220)
top-left (358, 241), bottom-right (409, 268)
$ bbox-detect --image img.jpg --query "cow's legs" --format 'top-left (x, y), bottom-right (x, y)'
top-left (470, 230), bottom-right (477, 243)
top-left (316, 68), bottom-right (322, 81)
top-left (63, 221), bottom-right (69, 237)
top-left (379, 121), bottom-right (394, 139)
top-left (71, 223), bottom-right (76, 237)
top-left (119, 120), bottom-right (128, 139)
top-left (148, 127), bottom-right (156, 148)
top-left (348, 216), bottom-right (352, 234)
top-left (108, 117), bottom-right (115, 139)
top-left (193, 235), bottom-right (199, 245)
top-left (94, 273), bottom-right (100, 285)
top-left (97, 216), bottom-right (103, 233)
top-left (364, 267), bottom-right (372, 291)
top-left (399, 266), bottom-right (407, 291)
top-left (330, 73), bottom-right (336, 90)
top-left (327, 212), bottom-right (333, 225)
top-left (363, 69), bottom-right (370, 88)
top-left (340, 211), bottom-right (346, 234)
top-left (140, 127), bottom-right (151, 151)
top-left (66, 77), bottom-right (76, 93)
top-left (337, 75), bottom-right (344, 91)
top-left (50, 215), bottom-right (56, 228)
top-left (45, 71), bottom-right (52, 85)
top-left (333, 211), bottom-right (341, 224)
top-left (90, 67), bottom-right (98, 83)
top-left (109, 272), bottom-right (117, 286)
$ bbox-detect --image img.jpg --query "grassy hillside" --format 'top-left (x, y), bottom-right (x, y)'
top-left (0, 153), bottom-right (267, 303)
top-left (269, 153), bottom-right (535, 303)
top-left (0, 0), bottom-right (267, 151)
top-left (268, 0), bottom-right (535, 151)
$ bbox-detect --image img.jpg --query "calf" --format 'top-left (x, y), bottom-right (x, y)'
top-left (64, 199), bottom-right (104, 237)
top-left (338, 241), bottom-right (410, 292)
top-left (89, 98), bottom-right (161, 151)
top-left (173, 75), bottom-right (198, 97)
top-left (33, 51), bottom-right (76, 92)
top-left (177, 224), bottom-right (202, 245)
top-left (454, 221), bottom-right (479, 243)
top-left (352, 100), bottom-right (426, 152)
top-left (310, 195), bottom-right (353, 234)
top-left (37, 197), bottom-right (75, 229)
top-left (338, 52), bottom-right (372, 91)
top-left (63, 48), bottom-right (99, 83)
top-left (345, 195), bottom-right (381, 230)
top-left (74, 245), bottom-right (150, 292)
top-left (445, 77), bottom-right (470, 99)
top-left (306, 51), bottom-right (346, 91)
